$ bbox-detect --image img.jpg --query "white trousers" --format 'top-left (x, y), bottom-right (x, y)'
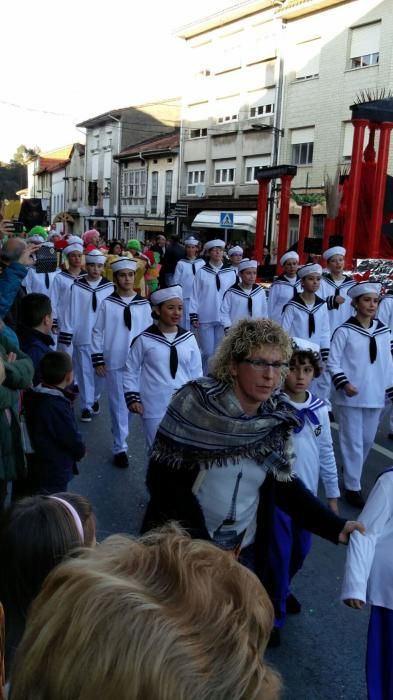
top-left (198, 323), bottom-right (224, 375)
top-left (142, 416), bottom-right (162, 449)
top-left (106, 367), bottom-right (131, 454)
top-left (182, 299), bottom-right (191, 330)
top-left (337, 405), bottom-right (382, 491)
top-left (312, 370), bottom-right (332, 407)
top-left (73, 345), bottom-right (103, 411)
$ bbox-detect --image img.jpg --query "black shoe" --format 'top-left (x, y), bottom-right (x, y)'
top-left (92, 401), bottom-right (100, 415)
top-left (267, 627), bottom-right (281, 648)
top-left (113, 452), bottom-right (129, 468)
top-left (286, 593), bottom-right (301, 614)
top-left (344, 489), bottom-right (365, 509)
top-left (80, 408), bottom-right (92, 423)
top-left (388, 433), bottom-right (393, 440)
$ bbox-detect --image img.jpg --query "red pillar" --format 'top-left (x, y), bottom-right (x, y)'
top-left (254, 178), bottom-right (270, 263)
top-left (343, 119), bottom-right (369, 267)
top-left (298, 205), bottom-right (312, 264)
top-left (276, 174), bottom-right (294, 272)
top-left (368, 123), bottom-right (393, 258)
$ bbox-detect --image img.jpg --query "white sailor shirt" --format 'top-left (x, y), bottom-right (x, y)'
top-left (220, 283), bottom-right (268, 329)
top-left (319, 274), bottom-right (354, 335)
top-left (281, 293), bottom-right (331, 360)
top-left (50, 270), bottom-right (86, 329)
top-left (124, 324), bottom-right (202, 418)
top-left (377, 293), bottom-right (393, 338)
top-left (189, 263), bottom-right (236, 324)
top-left (173, 257), bottom-right (205, 299)
top-left (327, 317), bottom-right (393, 408)
top-left (91, 291), bottom-right (152, 370)
top-left (22, 267), bottom-right (60, 295)
top-left (341, 469), bottom-right (393, 609)
top-left (267, 274), bottom-right (301, 323)
top-left (285, 391), bottom-right (340, 499)
top-left (58, 276), bottom-right (114, 347)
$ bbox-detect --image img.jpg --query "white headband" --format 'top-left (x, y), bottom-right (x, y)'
top-left (292, 336), bottom-right (320, 353)
top-left (347, 282), bottom-right (382, 299)
top-left (204, 239), bottom-right (225, 252)
top-left (298, 263), bottom-right (322, 278)
top-left (111, 258), bottom-right (137, 273)
top-left (228, 246), bottom-right (243, 256)
top-left (150, 285), bottom-right (183, 305)
top-left (86, 249), bottom-right (106, 265)
top-left (64, 243), bottom-right (83, 256)
top-left (280, 251), bottom-right (299, 266)
top-left (50, 496), bottom-right (84, 543)
top-left (323, 246), bottom-right (346, 261)
top-left (184, 237), bottom-right (199, 246)
top-left (238, 259), bottom-right (257, 272)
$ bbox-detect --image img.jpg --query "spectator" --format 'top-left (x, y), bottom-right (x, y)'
top-left (150, 233), bottom-right (166, 263)
top-left (9, 526), bottom-right (281, 700)
top-left (82, 229), bottom-right (100, 252)
top-left (0, 492), bottom-right (95, 677)
top-left (159, 234), bottom-right (185, 287)
top-left (17, 294), bottom-right (54, 385)
top-left (23, 352), bottom-right (86, 494)
top-left (0, 239), bottom-right (39, 346)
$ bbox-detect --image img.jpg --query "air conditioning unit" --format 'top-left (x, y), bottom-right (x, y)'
top-left (194, 184), bottom-right (206, 197)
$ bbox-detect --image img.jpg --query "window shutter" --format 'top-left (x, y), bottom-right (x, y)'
top-left (291, 127), bottom-right (315, 145)
top-left (295, 39), bottom-right (320, 79)
top-left (350, 23), bottom-right (381, 58)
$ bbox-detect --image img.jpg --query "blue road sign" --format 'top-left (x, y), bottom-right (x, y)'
top-left (220, 212), bottom-right (234, 228)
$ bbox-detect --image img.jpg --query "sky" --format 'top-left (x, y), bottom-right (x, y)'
top-left (1, 0), bottom-right (235, 163)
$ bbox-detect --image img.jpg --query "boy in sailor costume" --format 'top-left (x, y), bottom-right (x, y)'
top-left (266, 338), bottom-right (340, 644)
top-left (91, 259), bottom-right (151, 468)
top-left (327, 282), bottom-right (393, 508)
top-left (375, 290), bottom-right (393, 439)
top-left (220, 259), bottom-right (267, 330)
top-left (267, 251), bottom-right (301, 323)
top-left (50, 238), bottom-right (85, 334)
top-left (227, 245), bottom-right (243, 272)
top-left (58, 249), bottom-right (113, 423)
top-left (172, 236), bottom-right (204, 330)
top-left (124, 286), bottom-right (202, 448)
top-left (342, 468), bottom-right (393, 700)
top-left (189, 239), bottom-right (236, 373)
top-left (319, 246), bottom-right (354, 335)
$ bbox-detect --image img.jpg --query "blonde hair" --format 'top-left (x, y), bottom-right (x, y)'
top-left (10, 527), bottom-right (280, 700)
top-left (211, 318), bottom-right (292, 385)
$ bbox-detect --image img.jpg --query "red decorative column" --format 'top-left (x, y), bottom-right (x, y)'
top-left (368, 123), bottom-right (393, 258)
top-left (254, 179), bottom-right (270, 263)
top-left (298, 205), bottom-right (312, 264)
top-left (343, 119), bottom-right (369, 266)
top-left (277, 174), bottom-right (294, 271)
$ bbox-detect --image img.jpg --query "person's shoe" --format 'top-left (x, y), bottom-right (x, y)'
top-left (388, 433), bottom-right (393, 440)
top-left (81, 408), bottom-right (92, 423)
top-left (113, 452), bottom-right (129, 468)
top-left (92, 401), bottom-right (100, 415)
top-left (344, 489), bottom-right (365, 509)
top-left (267, 627), bottom-right (281, 648)
top-left (286, 593), bottom-right (301, 614)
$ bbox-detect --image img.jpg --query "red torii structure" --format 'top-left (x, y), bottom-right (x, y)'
top-left (254, 164), bottom-right (297, 268)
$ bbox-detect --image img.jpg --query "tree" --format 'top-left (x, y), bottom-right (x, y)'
top-left (11, 144), bottom-right (41, 165)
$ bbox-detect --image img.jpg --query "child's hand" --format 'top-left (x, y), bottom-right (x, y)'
top-left (95, 365), bottom-right (106, 377)
top-left (328, 498), bottom-right (339, 515)
top-left (343, 598), bottom-right (365, 609)
top-left (338, 520), bottom-right (366, 543)
top-left (335, 295), bottom-right (345, 305)
top-left (6, 352), bottom-right (16, 363)
top-left (129, 402), bottom-right (143, 415)
top-left (344, 383), bottom-right (358, 397)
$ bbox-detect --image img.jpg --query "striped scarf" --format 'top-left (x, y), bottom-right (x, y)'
top-left (151, 377), bottom-right (300, 482)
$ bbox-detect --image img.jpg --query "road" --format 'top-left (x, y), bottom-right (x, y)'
top-left (73, 398), bottom-right (393, 700)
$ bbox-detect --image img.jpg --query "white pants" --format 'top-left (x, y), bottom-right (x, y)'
top-left (73, 344), bottom-right (103, 411)
top-left (198, 323), bottom-right (224, 374)
top-left (106, 367), bottom-right (131, 454)
top-left (182, 299), bottom-right (191, 330)
top-left (312, 370), bottom-right (332, 407)
top-left (142, 416), bottom-right (162, 449)
top-left (337, 405), bottom-right (382, 491)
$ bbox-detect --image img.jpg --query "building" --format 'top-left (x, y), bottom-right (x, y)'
top-left (76, 99), bottom-right (180, 240)
top-left (176, 0), bottom-right (393, 250)
top-left (115, 131), bottom-right (180, 241)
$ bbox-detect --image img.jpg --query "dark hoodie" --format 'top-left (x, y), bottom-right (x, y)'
top-left (23, 385), bottom-right (85, 493)
top-left (17, 326), bottom-right (54, 385)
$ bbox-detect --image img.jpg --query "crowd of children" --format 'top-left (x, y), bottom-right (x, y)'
top-left (1, 224), bottom-right (393, 698)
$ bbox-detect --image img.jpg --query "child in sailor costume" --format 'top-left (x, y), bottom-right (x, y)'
top-left (266, 339), bottom-right (340, 642)
top-left (50, 239), bottom-right (85, 335)
top-left (172, 236), bottom-right (204, 330)
top-left (91, 259), bottom-right (152, 468)
top-left (319, 246), bottom-right (354, 335)
top-left (58, 249), bottom-right (113, 422)
top-left (189, 239), bottom-right (236, 373)
top-left (342, 468), bottom-right (393, 700)
top-left (220, 259), bottom-right (267, 330)
top-left (267, 251), bottom-right (301, 323)
top-left (227, 245), bottom-right (243, 272)
top-left (375, 290), bottom-right (393, 438)
top-left (124, 286), bottom-right (202, 448)
top-left (327, 282), bottom-right (393, 508)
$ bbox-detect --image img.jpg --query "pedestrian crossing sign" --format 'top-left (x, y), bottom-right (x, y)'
top-left (220, 212), bottom-right (234, 228)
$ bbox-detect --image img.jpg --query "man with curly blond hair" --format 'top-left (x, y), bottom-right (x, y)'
top-left (143, 319), bottom-right (363, 644)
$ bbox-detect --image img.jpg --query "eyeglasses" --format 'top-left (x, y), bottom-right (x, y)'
top-left (240, 359), bottom-right (289, 371)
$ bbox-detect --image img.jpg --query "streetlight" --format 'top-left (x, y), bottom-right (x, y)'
top-left (251, 123), bottom-right (285, 248)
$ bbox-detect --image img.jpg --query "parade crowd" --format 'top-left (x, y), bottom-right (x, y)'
top-left (0, 219), bottom-right (392, 700)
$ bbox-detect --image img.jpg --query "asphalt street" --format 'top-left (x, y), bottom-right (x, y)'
top-left (72, 395), bottom-right (393, 700)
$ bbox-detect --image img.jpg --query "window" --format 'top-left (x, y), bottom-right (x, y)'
top-left (187, 168), bottom-right (205, 194)
top-left (249, 103), bottom-right (274, 118)
top-left (151, 171), bottom-right (158, 214)
top-left (214, 160), bottom-right (236, 184)
top-left (186, 101), bottom-right (209, 122)
top-left (121, 168), bottom-right (146, 205)
top-left (244, 155), bottom-right (271, 183)
top-left (291, 127), bottom-right (315, 166)
top-left (295, 38), bottom-right (320, 80)
top-left (72, 179), bottom-right (78, 201)
top-left (349, 22), bottom-right (380, 69)
top-left (215, 30), bottom-right (243, 74)
top-left (313, 214), bottom-right (325, 238)
top-left (165, 170), bottom-right (173, 205)
top-left (216, 95), bottom-right (239, 124)
top-left (190, 128), bottom-right (208, 139)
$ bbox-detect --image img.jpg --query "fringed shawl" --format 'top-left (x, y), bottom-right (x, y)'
top-left (151, 377), bottom-right (301, 482)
